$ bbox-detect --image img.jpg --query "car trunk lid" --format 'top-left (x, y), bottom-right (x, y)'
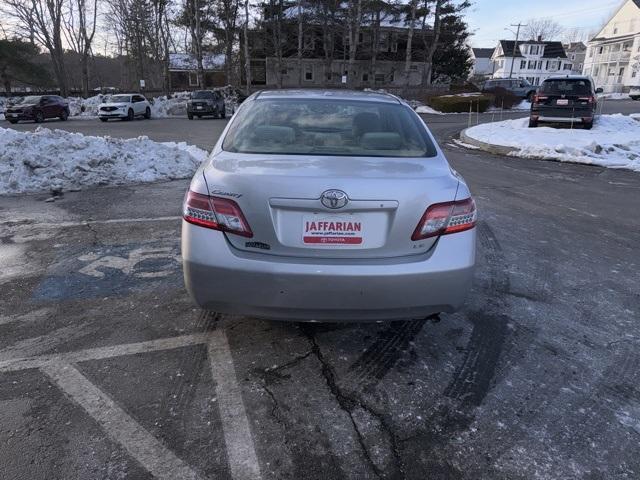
top-left (203, 152), bottom-right (459, 259)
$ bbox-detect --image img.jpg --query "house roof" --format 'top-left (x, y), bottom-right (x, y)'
top-left (564, 42), bottom-right (586, 52)
top-left (497, 40), bottom-right (567, 59)
top-left (169, 53), bottom-right (225, 71)
top-left (472, 48), bottom-right (494, 58)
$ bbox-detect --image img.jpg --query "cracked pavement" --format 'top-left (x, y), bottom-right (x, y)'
top-left (1, 114), bottom-right (639, 479)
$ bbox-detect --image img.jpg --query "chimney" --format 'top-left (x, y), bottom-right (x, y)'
top-left (537, 35), bottom-right (542, 42)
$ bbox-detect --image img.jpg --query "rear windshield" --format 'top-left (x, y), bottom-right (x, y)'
top-left (192, 91), bottom-right (215, 99)
top-left (222, 98), bottom-right (437, 157)
top-left (540, 79), bottom-right (591, 95)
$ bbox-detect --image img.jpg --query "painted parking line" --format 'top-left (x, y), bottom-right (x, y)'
top-left (208, 332), bottom-right (263, 480)
top-left (0, 330), bottom-right (263, 480)
top-left (42, 360), bottom-right (204, 480)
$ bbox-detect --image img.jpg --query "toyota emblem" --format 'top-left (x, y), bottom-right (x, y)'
top-left (320, 189), bottom-right (349, 209)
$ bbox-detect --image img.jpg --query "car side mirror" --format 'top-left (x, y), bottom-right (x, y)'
top-left (595, 88), bottom-right (603, 94)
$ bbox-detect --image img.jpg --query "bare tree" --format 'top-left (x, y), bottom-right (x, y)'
top-left (345, 0), bottom-right (363, 87)
top-left (403, 0), bottom-right (418, 86)
top-left (216, 0), bottom-right (240, 84)
top-left (296, 0), bottom-right (303, 86)
top-left (3, 0), bottom-right (70, 95)
top-left (523, 18), bottom-right (564, 41)
top-left (62, 0), bottom-right (98, 96)
top-left (243, 0), bottom-right (251, 92)
top-left (421, 0), bottom-right (442, 86)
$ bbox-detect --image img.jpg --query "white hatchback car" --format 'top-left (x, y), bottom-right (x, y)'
top-left (98, 94), bottom-right (151, 121)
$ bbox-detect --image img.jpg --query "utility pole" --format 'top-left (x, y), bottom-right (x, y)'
top-left (508, 22), bottom-right (527, 79)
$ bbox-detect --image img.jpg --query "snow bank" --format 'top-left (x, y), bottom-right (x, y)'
top-left (464, 114), bottom-right (640, 172)
top-left (415, 105), bottom-right (444, 115)
top-left (0, 126), bottom-right (208, 195)
top-left (598, 92), bottom-right (631, 100)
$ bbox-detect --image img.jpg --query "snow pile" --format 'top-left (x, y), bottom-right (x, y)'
top-left (415, 105), bottom-right (444, 114)
top-left (464, 114), bottom-right (640, 171)
top-left (67, 94), bottom-right (108, 117)
top-left (150, 91), bottom-right (191, 117)
top-left (598, 92), bottom-right (631, 100)
top-left (0, 126), bottom-right (209, 195)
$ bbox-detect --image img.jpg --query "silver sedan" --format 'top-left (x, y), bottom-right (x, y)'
top-left (181, 90), bottom-right (476, 321)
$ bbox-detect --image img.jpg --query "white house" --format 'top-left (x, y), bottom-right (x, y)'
top-left (490, 40), bottom-right (570, 86)
top-left (582, 0), bottom-right (640, 93)
top-left (469, 48), bottom-right (495, 79)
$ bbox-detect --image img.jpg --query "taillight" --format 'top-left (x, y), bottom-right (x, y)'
top-left (412, 198), bottom-right (477, 240)
top-left (578, 96), bottom-right (595, 104)
top-left (533, 95), bottom-right (548, 104)
top-left (183, 190), bottom-right (253, 237)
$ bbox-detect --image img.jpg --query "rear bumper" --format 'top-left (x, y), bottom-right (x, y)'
top-left (531, 107), bottom-right (594, 123)
top-left (4, 112), bottom-right (34, 120)
top-left (182, 221), bottom-right (476, 321)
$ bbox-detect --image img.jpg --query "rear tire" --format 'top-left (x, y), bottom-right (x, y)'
top-left (144, 107), bottom-right (151, 119)
top-left (528, 118), bottom-right (538, 128)
top-left (35, 111), bottom-right (44, 123)
top-left (220, 107), bottom-right (226, 119)
top-left (8, 119), bottom-right (18, 124)
top-left (99, 117), bottom-right (108, 122)
top-left (583, 121), bottom-right (593, 130)
top-left (59, 109), bottom-right (69, 121)
top-left (126, 108), bottom-right (134, 121)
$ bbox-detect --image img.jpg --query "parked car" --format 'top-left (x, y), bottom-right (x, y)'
top-left (482, 78), bottom-right (537, 101)
top-left (630, 86), bottom-right (640, 101)
top-left (187, 90), bottom-right (226, 119)
top-left (529, 76), bottom-right (602, 129)
top-left (181, 90), bottom-right (477, 321)
top-left (4, 95), bottom-right (69, 124)
top-left (97, 94), bottom-right (151, 122)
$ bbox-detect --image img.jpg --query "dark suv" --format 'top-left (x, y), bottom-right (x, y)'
top-left (482, 78), bottom-right (537, 101)
top-left (530, 76), bottom-right (603, 129)
top-left (4, 95), bottom-right (70, 124)
top-left (187, 90), bottom-right (225, 119)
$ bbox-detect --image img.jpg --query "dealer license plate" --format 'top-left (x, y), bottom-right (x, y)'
top-left (302, 214), bottom-right (364, 245)
top-left (196, 106), bottom-right (203, 110)
top-left (556, 99), bottom-right (569, 105)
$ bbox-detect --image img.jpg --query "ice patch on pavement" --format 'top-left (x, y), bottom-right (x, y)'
top-left (0, 126), bottom-right (208, 195)
top-left (464, 114), bottom-right (640, 172)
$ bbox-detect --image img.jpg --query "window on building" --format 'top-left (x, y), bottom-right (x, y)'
top-left (619, 67), bottom-right (625, 76)
top-left (304, 33), bottom-right (315, 50)
top-left (623, 42), bottom-right (632, 52)
top-left (188, 72), bottom-right (198, 86)
top-left (570, 54), bottom-right (575, 60)
top-left (520, 60), bottom-right (527, 69)
top-left (304, 65), bottom-right (313, 81)
top-left (563, 63), bottom-right (572, 70)
top-left (613, 27), bottom-right (618, 34)
top-left (390, 33), bottom-right (398, 53)
top-left (578, 64), bottom-right (583, 70)
top-left (528, 60), bottom-right (537, 69)
top-left (632, 71), bottom-right (637, 78)
top-left (598, 46), bottom-right (604, 54)
top-left (362, 73), bottom-right (369, 82)
top-left (374, 73), bottom-right (385, 84)
top-left (547, 60), bottom-right (558, 70)
top-left (530, 45), bottom-right (540, 55)
top-left (537, 61), bottom-right (543, 69)
top-left (409, 65), bottom-right (418, 71)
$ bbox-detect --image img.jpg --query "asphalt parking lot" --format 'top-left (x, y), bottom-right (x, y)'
top-left (1, 108), bottom-right (639, 479)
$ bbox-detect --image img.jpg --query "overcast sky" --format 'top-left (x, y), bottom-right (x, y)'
top-left (466, 0), bottom-right (625, 47)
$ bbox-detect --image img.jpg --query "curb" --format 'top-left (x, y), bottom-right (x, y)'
top-left (459, 128), bottom-right (520, 157)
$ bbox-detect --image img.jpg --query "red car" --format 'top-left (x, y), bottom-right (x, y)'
top-left (4, 95), bottom-right (70, 124)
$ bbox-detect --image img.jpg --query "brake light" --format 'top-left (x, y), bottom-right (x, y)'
top-left (412, 198), bottom-right (477, 240)
top-left (533, 95), bottom-right (548, 104)
top-left (578, 96), bottom-right (595, 104)
top-left (183, 190), bottom-right (253, 237)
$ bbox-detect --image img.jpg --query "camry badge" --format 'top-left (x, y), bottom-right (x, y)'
top-left (321, 189), bottom-right (349, 209)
